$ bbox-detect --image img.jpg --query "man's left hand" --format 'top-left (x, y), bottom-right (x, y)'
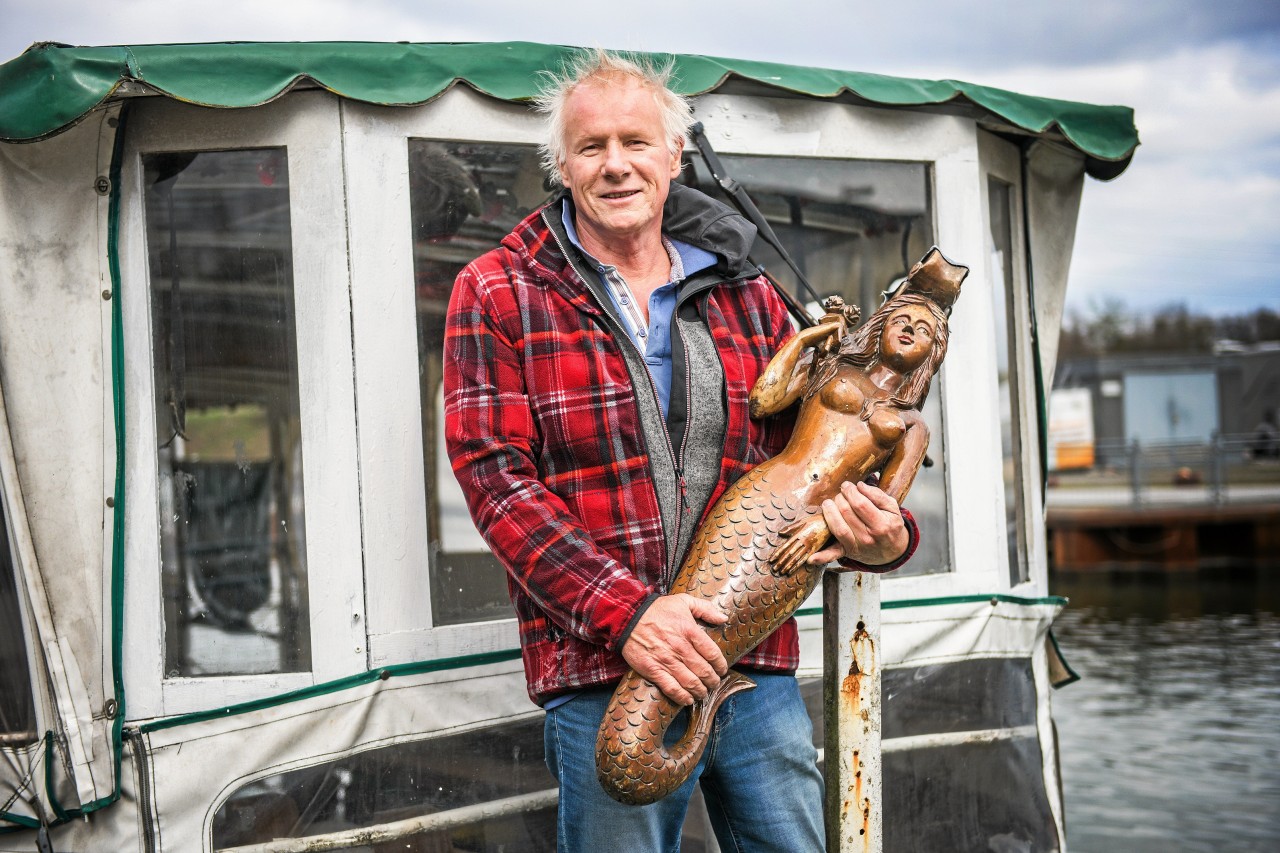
top-left (808, 481), bottom-right (909, 567)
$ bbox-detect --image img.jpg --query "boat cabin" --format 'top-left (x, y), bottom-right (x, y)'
top-left (0, 41), bottom-right (1136, 852)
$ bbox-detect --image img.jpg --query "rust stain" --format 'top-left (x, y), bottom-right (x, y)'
top-left (862, 795), bottom-right (873, 849)
top-left (838, 624), bottom-right (881, 848)
top-left (841, 621), bottom-right (877, 713)
top-left (851, 621), bottom-right (877, 679)
top-left (853, 748), bottom-right (863, 809)
top-left (839, 747), bottom-right (866, 832)
top-left (841, 672), bottom-right (862, 705)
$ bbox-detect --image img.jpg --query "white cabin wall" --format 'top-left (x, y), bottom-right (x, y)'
top-left (0, 114), bottom-right (109, 655)
top-left (0, 108), bottom-right (119, 805)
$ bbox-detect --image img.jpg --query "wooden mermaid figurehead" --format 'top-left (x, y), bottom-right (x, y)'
top-left (748, 246), bottom-right (968, 578)
top-left (595, 247), bottom-right (968, 806)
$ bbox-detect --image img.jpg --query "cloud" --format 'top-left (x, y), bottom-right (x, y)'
top-left (0, 0), bottom-right (445, 59)
top-left (964, 41), bottom-right (1280, 315)
top-left (2, 0), bottom-right (1275, 316)
top-left (13, 0), bottom-right (1275, 69)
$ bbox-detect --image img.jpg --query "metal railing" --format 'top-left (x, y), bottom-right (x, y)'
top-left (1054, 433), bottom-right (1280, 508)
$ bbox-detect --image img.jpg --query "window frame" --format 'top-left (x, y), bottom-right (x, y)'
top-left (119, 92), bottom-right (367, 718)
top-left (977, 131), bottom-right (1047, 591)
top-left (342, 90), bottom-right (545, 667)
top-left (686, 95), bottom-right (1009, 602)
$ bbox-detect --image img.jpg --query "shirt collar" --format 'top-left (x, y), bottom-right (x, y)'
top-left (560, 197), bottom-right (717, 284)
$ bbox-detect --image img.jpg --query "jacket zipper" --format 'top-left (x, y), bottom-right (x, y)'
top-left (664, 288), bottom-right (707, 582)
top-left (543, 213), bottom-right (691, 589)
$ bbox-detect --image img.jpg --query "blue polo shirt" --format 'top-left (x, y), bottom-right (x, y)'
top-left (562, 204), bottom-right (717, 418)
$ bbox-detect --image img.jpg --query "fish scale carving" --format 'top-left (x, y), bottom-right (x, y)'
top-left (595, 464), bottom-right (827, 805)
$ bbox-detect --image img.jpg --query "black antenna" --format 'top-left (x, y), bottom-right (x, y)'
top-left (688, 122), bottom-right (822, 326)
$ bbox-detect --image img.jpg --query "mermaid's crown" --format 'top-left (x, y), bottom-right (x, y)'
top-left (901, 247), bottom-right (968, 312)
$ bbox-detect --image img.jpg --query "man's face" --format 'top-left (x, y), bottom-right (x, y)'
top-left (558, 76), bottom-right (683, 246)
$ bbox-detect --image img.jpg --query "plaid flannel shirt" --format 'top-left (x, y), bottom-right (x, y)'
top-left (444, 199), bottom-right (916, 705)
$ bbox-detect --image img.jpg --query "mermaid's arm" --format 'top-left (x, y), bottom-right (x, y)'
top-left (749, 320), bottom-right (843, 419)
top-left (878, 410), bottom-right (930, 504)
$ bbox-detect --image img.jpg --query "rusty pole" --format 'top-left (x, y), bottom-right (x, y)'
top-left (823, 571), bottom-right (883, 853)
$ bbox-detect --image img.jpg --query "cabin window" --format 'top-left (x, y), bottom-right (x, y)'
top-left (409, 141), bottom-right (550, 626)
top-left (143, 149), bottom-right (312, 676)
top-left (988, 177), bottom-right (1029, 584)
top-left (409, 143), bottom-right (950, 598)
top-left (680, 154), bottom-right (950, 577)
top-left (0, 503), bottom-right (37, 747)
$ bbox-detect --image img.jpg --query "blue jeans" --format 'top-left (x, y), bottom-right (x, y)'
top-left (543, 672), bottom-right (825, 852)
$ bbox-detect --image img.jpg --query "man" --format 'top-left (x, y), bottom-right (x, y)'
top-left (444, 49), bottom-right (917, 851)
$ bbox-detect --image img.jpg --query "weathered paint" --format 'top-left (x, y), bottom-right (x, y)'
top-left (824, 572), bottom-right (882, 853)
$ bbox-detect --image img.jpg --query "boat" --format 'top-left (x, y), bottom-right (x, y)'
top-left (0, 40), bottom-right (1136, 852)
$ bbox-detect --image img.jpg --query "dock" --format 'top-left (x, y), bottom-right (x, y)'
top-left (1047, 487), bottom-right (1280, 572)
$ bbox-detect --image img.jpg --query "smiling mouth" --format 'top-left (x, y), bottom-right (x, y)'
top-left (600, 190), bottom-right (640, 200)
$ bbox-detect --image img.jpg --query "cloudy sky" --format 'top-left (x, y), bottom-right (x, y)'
top-left (2, 0), bottom-right (1277, 318)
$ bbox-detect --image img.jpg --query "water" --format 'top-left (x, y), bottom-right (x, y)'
top-left (1051, 570), bottom-right (1280, 852)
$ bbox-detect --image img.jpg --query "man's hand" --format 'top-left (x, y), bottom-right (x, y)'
top-left (809, 481), bottom-right (909, 567)
top-left (622, 594), bottom-right (729, 706)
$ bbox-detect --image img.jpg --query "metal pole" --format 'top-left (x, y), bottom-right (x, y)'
top-left (1129, 439), bottom-right (1143, 507)
top-left (1210, 431), bottom-right (1225, 505)
top-left (823, 571), bottom-right (883, 853)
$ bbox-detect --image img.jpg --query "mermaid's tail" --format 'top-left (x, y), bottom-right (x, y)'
top-left (595, 669), bottom-right (756, 805)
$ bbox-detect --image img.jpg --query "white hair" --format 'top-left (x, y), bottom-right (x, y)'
top-left (533, 48), bottom-right (694, 186)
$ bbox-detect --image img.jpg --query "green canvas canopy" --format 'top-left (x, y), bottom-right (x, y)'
top-left (0, 40), bottom-right (1137, 178)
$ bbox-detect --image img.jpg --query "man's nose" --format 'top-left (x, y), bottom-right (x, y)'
top-left (602, 140), bottom-right (630, 175)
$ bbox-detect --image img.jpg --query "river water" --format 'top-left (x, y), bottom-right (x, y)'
top-left (1050, 570), bottom-right (1280, 852)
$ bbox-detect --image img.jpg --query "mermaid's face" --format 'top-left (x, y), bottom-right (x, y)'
top-left (879, 303), bottom-right (936, 372)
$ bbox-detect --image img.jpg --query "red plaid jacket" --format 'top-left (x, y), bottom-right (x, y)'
top-left (444, 199), bottom-right (916, 704)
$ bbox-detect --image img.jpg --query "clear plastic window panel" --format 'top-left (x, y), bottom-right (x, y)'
top-left (0, 500), bottom-right (37, 747)
top-left (213, 713), bottom-right (725, 852)
top-left (212, 716), bottom-right (557, 851)
top-left (681, 154), bottom-right (947, 576)
top-left (987, 177), bottom-right (1028, 585)
top-left (144, 149), bottom-right (311, 677)
top-left (409, 141), bottom-right (552, 627)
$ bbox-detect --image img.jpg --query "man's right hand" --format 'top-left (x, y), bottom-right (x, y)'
top-left (621, 594), bottom-right (729, 706)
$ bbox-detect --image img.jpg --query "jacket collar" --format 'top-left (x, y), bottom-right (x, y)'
top-left (501, 184), bottom-right (760, 303)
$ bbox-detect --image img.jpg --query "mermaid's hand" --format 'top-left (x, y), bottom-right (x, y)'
top-left (771, 516), bottom-right (830, 575)
top-left (808, 481), bottom-right (910, 567)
